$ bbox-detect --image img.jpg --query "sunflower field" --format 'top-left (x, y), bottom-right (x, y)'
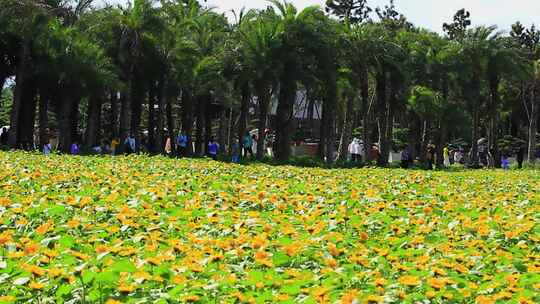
top-left (0, 152), bottom-right (538, 304)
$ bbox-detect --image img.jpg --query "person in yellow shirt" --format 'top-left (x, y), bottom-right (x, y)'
top-left (111, 138), bottom-right (119, 156)
top-left (443, 146), bottom-right (450, 167)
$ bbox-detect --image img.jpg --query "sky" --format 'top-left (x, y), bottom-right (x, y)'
top-left (104, 0), bottom-right (540, 33)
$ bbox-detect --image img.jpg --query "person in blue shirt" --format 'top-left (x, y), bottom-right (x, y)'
top-left (208, 136), bottom-right (219, 160)
top-left (43, 139), bottom-right (52, 155)
top-left (70, 141), bottom-right (80, 155)
top-left (176, 132), bottom-right (188, 157)
top-left (124, 134), bottom-right (136, 154)
top-left (231, 138), bottom-right (240, 163)
top-left (501, 150), bottom-right (511, 170)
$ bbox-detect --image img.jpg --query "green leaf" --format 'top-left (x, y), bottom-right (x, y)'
top-left (248, 270), bottom-right (264, 284)
top-left (110, 259), bottom-right (136, 273)
top-left (56, 284), bottom-right (74, 298)
top-left (95, 271), bottom-right (119, 285)
top-left (58, 235), bottom-right (75, 249)
top-left (168, 285), bottom-right (184, 297)
top-left (82, 271), bottom-right (95, 284)
top-left (272, 252), bottom-right (290, 267)
top-left (48, 205), bottom-right (66, 217)
top-left (514, 262), bottom-right (527, 273)
top-left (281, 283), bottom-right (301, 295)
top-left (153, 264), bottom-right (172, 279)
top-left (87, 289), bottom-right (101, 302)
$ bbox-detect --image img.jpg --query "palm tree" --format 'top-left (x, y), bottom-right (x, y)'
top-left (225, 8), bottom-right (252, 148)
top-left (343, 23), bottom-right (390, 162)
top-left (528, 60), bottom-right (540, 164)
top-left (4, 0), bottom-right (49, 148)
top-left (177, 11), bottom-right (228, 156)
top-left (458, 26), bottom-right (494, 166)
top-left (118, 0), bottom-right (163, 151)
top-left (238, 8), bottom-right (282, 160)
top-left (484, 35), bottom-right (528, 166)
top-left (268, 0), bottom-right (326, 162)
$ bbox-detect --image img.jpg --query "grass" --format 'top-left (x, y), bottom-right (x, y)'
top-left (0, 151), bottom-right (538, 303)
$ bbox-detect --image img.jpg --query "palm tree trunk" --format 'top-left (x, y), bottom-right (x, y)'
top-left (255, 83), bottom-right (271, 160)
top-left (227, 108), bottom-right (233, 154)
top-left (181, 89), bottom-right (194, 156)
top-left (324, 73), bottom-right (338, 163)
top-left (57, 83), bottom-right (79, 153)
top-left (119, 88), bottom-right (130, 146)
top-left (195, 95), bottom-right (207, 157)
top-left (218, 105), bottom-right (227, 154)
top-left (19, 79), bottom-right (37, 150)
top-left (0, 76), bottom-right (6, 103)
top-left (130, 80), bottom-right (143, 152)
top-left (360, 67), bottom-right (370, 162)
top-left (307, 97), bottom-right (315, 137)
top-left (70, 92), bottom-right (81, 146)
top-left (204, 96), bottom-right (212, 155)
top-left (85, 93), bottom-right (102, 148)
top-left (8, 42), bottom-right (30, 148)
top-left (375, 70), bottom-right (388, 166)
top-left (489, 76), bottom-right (501, 167)
top-left (469, 73), bottom-right (482, 167)
top-left (470, 105), bottom-right (480, 166)
top-left (319, 102), bottom-right (327, 160)
top-left (528, 83), bottom-right (538, 164)
top-left (275, 79), bottom-right (297, 162)
top-left (166, 92), bottom-right (175, 142)
top-left (407, 113), bottom-right (421, 161)
top-left (109, 91), bottom-right (119, 138)
top-left (338, 95), bottom-right (354, 162)
top-left (38, 86), bottom-right (50, 149)
top-left (238, 83), bottom-right (250, 143)
top-left (156, 77), bottom-right (166, 153)
top-left (148, 82), bottom-right (156, 153)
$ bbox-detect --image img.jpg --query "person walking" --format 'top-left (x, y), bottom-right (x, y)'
top-left (251, 134), bottom-right (258, 158)
top-left (348, 138), bottom-right (357, 163)
top-left (43, 140), bottom-right (52, 155)
top-left (401, 146), bottom-right (412, 169)
top-left (124, 134), bottom-right (136, 154)
top-left (242, 133), bottom-right (253, 159)
top-left (501, 151), bottom-right (511, 170)
top-left (231, 138), bottom-right (240, 163)
top-left (164, 136), bottom-right (172, 156)
top-left (176, 132), bottom-right (188, 157)
top-left (0, 127), bottom-right (8, 145)
top-left (111, 138), bottom-right (119, 156)
top-left (454, 147), bottom-right (464, 164)
top-left (208, 137), bottom-right (219, 160)
top-left (517, 145), bottom-right (525, 169)
top-left (348, 138), bottom-right (362, 164)
top-left (370, 144), bottom-right (381, 165)
top-left (426, 143), bottom-right (435, 170)
top-left (443, 145), bottom-right (450, 167)
top-left (70, 141), bottom-right (80, 155)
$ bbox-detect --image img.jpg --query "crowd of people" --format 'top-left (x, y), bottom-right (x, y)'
top-left (1, 125), bottom-right (538, 168)
top-left (344, 136), bottom-right (537, 170)
top-left (397, 141), bottom-right (533, 170)
top-left (29, 130), bottom-right (269, 164)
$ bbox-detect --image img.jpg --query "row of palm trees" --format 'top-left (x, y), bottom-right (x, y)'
top-left (0, 0), bottom-right (539, 165)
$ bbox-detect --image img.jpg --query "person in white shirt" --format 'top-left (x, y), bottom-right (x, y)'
top-left (348, 138), bottom-right (363, 164)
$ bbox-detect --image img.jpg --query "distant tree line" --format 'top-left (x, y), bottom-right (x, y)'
top-left (0, 0), bottom-right (538, 166)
